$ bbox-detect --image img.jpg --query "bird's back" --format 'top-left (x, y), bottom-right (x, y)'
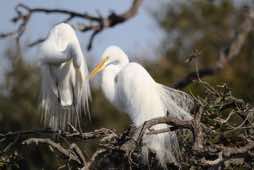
top-left (45, 23), bottom-right (77, 51)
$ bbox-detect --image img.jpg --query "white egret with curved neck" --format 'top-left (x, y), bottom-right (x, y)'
top-left (90, 46), bottom-right (194, 168)
top-left (39, 23), bottom-right (91, 130)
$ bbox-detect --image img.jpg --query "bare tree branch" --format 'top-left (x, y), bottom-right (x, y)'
top-left (69, 143), bottom-right (88, 166)
top-left (0, 0), bottom-right (143, 50)
top-left (201, 140), bottom-right (254, 167)
top-left (0, 128), bottom-right (116, 141)
top-left (172, 9), bottom-right (254, 89)
top-left (1, 82), bottom-right (254, 169)
top-left (120, 115), bottom-right (194, 155)
top-left (23, 138), bottom-right (81, 164)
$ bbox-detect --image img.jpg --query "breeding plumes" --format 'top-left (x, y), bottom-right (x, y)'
top-left (39, 23), bottom-right (91, 130)
top-left (89, 46), bottom-right (194, 168)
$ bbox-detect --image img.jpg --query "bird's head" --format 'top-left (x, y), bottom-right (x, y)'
top-left (89, 45), bottom-right (129, 79)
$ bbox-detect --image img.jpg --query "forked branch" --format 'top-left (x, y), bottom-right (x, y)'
top-left (0, 0), bottom-right (143, 50)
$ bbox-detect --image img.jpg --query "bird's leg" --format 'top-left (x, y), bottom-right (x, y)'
top-left (48, 66), bottom-right (62, 105)
top-left (71, 82), bottom-right (77, 107)
top-left (70, 82), bottom-right (82, 132)
top-left (55, 81), bottom-right (61, 105)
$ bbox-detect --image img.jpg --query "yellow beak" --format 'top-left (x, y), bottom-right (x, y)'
top-left (89, 58), bottom-right (108, 79)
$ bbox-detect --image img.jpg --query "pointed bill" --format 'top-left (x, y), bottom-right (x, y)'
top-left (89, 57), bottom-right (108, 79)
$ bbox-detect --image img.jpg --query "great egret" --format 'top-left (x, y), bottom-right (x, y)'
top-left (90, 46), bottom-right (194, 168)
top-left (39, 23), bottom-right (91, 130)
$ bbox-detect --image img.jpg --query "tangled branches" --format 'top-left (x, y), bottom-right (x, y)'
top-left (186, 82), bottom-right (254, 169)
top-left (0, 82), bottom-right (254, 169)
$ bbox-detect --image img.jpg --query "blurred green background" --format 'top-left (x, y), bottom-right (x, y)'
top-left (1, 0), bottom-right (254, 169)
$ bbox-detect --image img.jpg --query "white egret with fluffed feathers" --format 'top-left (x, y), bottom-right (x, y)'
top-left (89, 45), bottom-right (194, 168)
top-left (39, 23), bottom-right (91, 130)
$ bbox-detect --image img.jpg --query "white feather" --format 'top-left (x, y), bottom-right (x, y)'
top-left (117, 63), bottom-right (182, 167)
top-left (97, 46), bottom-right (194, 168)
top-left (39, 23), bottom-right (91, 130)
top-left (157, 84), bottom-right (194, 121)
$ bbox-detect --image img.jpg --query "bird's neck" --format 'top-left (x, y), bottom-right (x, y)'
top-left (71, 43), bottom-right (84, 68)
top-left (101, 63), bottom-right (126, 108)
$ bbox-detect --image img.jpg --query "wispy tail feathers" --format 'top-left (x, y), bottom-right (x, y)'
top-left (142, 127), bottom-right (181, 169)
top-left (157, 83), bottom-right (194, 121)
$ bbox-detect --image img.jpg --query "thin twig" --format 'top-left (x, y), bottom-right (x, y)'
top-left (23, 138), bottom-right (81, 164)
top-left (172, 9), bottom-right (254, 89)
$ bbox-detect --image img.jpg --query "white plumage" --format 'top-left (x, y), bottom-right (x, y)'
top-left (39, 23), bottom-right (91, 130)
top-left (90, 46), bottom-right (194, 168)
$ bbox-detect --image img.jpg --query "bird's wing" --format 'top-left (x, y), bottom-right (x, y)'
top-left (116, 62), bottom-right (182, 166)
top-left (72, 53), bottom-right (91, 119)
top-left (69, 30), bottom-right (91, 120)
top-left (40, 64), bottom-right (61, 127)
top-left (39, 34), bottom-right (74, 106)
top-left (117, 62), bottom-right (194, 122)
top-left (39, 23), bottom-right (91, 130)
top-left (39, 39), bottom-right (72, 65)
top-left (157, 83), bottom-right (195, 120)
top-left (116, 63), bottom-right (166, 125)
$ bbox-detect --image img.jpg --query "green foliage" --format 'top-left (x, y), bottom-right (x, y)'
top-left (0, 47), bottom-right (40, 131)
top-left (150, 0), bottom-right (254, 103)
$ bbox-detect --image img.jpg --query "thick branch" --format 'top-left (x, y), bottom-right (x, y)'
top-left (120, 116), bottom-right (194, 153)
top-left (218, 141), bottom-right (254, 158)
top-left (201, 141), bottom-right (254, 166)
top-left (0, 128), bottom-right (116, 141)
